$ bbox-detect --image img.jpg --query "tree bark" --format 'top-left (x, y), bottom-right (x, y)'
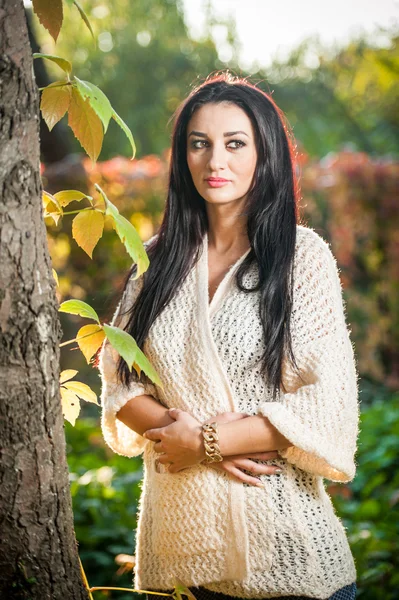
top-left (0, 2), bottom-right (88, 598)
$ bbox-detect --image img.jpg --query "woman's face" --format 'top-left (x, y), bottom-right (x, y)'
top-left (186, 101), bottom-right (258, 207)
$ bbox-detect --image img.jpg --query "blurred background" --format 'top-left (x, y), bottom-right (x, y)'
top-left (26, 0), bottom-right (398, 598)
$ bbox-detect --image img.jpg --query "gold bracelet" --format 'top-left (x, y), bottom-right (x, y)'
top-left (201, 422), bottom-right (223, 464)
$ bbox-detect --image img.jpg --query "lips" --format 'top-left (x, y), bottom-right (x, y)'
top-left (205, 177), bottom-right (230, 188)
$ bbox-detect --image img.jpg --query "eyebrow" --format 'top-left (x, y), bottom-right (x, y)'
top-left (188, 130), bottom-right (249, 138)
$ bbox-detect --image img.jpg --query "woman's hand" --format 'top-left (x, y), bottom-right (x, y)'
top-left (203, 411), bottom-right (283, 486)
top-left (143, 408), bottom-right (206, 473)
top-left (206, 452), bottom-right (283, 486)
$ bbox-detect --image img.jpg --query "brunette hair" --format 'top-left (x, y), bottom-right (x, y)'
top-left (115, 72), bottom-right (304, 400)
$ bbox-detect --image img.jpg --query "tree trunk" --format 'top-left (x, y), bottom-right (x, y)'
top-left (0, 2), bottom-right (88, 598)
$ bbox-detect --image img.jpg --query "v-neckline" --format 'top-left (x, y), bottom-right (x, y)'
top-left (201, 231), bottom-right (251, 318)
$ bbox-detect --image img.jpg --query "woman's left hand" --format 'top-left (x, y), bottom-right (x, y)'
top-left (143, 408), bottom-right (206, 473)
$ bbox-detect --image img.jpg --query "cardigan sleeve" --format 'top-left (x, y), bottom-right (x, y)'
top-left (257, 231), bottom-right (360, 483)
top-left (99, 238), bottom-right (159, 458)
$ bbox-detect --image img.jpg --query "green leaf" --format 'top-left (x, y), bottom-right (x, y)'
top-left (74, 77), bottom-right (113, 133)
top-left (95, 184), bottom-right (149, 277)
top-left (112, 110), bottom-right (136, 159)
top-left (134, 345), bottom-right (164, 388)
top-left (103, 325), bottom-right (163, 388)
top-left (72, 1), bottom-right (95, 40)
top-left (33, 53), bottom-right (72, 75)
top-left (59, 299), bottom-right (100, 323)
top-left (68, 86), bottom-right (104, 162)
top-left (103, 324), bottom-right (139, 372)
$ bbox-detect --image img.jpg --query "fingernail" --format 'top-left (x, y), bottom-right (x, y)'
top-left (255, 481), bottom-right (264, 487)
top-left (275, 468), bottom-right (283, 473)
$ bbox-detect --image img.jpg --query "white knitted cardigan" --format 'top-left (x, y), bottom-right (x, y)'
top-left (99, 225), bottom-right (360, 599)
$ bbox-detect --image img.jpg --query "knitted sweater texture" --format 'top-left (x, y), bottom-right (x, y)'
top-left (99, 225), bottom-right (360, 599)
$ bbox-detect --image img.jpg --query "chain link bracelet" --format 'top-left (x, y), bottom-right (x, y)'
top-left (201, 422), bottom-right (223, 464)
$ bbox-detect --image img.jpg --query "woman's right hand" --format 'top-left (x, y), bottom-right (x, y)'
top-left (202, 412), bottom-right (283, 486)
top-left (207, 452), bottom-right (282, 486)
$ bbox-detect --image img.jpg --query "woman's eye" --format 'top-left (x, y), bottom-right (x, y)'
top-left (191, 140), bottom-right (208, 149)
top-left (227, 139), bottom-right (246, 149)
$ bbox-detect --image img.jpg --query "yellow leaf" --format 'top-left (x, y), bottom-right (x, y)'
top-left (60, 387), bottom-right (80, 426)
top-left (68, 87), bottom-right (104, 162)
top-left (43, 191), bottom-right (63, 225)
top-left (63, 380), bottom-right (98, 405)
top-left (52, 268), bottom-right (59, 287)
top-left (54, 189), bottom-right (91, 207)
top-left (40, 83), bottom-right (71, 131)
top-left (72, 210), bottom-right (105, 258)
top-left (76, 324), bottom-right (106, 363)
top-left (60, 369), bottom-right (78, 384)
top-left (92, 194), bottom-right (106, 211)
top-left (32, 0), bottom-right (63, 43)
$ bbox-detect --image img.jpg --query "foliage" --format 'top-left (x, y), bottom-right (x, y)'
top-left (260, 29), bottom-right (399, 157)
top-left (61, 368), bottom-right (99, 426)
top-left (34, 53), bottom-right (136, 161)
top-left (300, 152), bottom-right (398, 388)
top-left (331, 382), bottom-right (399, 599)
top-left (33, 2), bottom-right (398, 159)
top-left (31, 0), bottom-right (234, 158)
top-left (66, 416), bottom-right (144, 600)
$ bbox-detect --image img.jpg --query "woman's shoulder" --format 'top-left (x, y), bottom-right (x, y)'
top-left (295, 224), bottom-right (337, 270)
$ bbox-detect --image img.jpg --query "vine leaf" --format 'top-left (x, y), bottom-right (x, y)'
top-left (52, 268), bottom-right (59, 287)
top-left (103, 325), bottom-right (138, 372)
top-left (43, 191), bottom-right (63, 225)
top-left (32, 1), bottom-right (63, 43)
top-left (103, 324), bottom-right (163, 388)
top-left (95, 184), bottom-right (149, 278)
top-left (33, 53), bottom-right (72, 75)
top-left (54, 189), bottom-right (92, 207)
top-left (76, 324), bottom-right (106, 363)
top-left (62, 380), bottom-right (98, 405)
top-left (60, 370), bottom-right (98, 426)
top-left (60, 369), bottom-right (78, 384)
top-left (60, 387), bottom-right (81, 426)
top-left (40, 81), bottom-right (72, 131)
top-left (72, 210), bottom-right (105, 258)
top-left (59, 299), bottom-right (100, 323)
top-left (74, 77), bottom-right (113, 134)
top-left (68, 87), bottom-right (104, 162)
top-left (112, 110), bottom-right (136, 159)
top-left (71, 0), bottom-right (95, 40)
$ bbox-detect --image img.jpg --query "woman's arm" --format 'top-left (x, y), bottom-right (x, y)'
top-left (143, 408), bottom-right (293, 468)
top-left (213, 414), bottom-right (293, 456)
top-left (117, 401), bottom-right (285, 484)
top-left (116, 393), bottom-right (175, 434)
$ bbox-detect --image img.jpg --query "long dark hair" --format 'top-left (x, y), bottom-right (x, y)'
top-left (115, 72), bottom-right (304, 400)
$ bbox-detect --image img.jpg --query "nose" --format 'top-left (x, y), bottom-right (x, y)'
top-left (207, 143), bottom-right (226, 172)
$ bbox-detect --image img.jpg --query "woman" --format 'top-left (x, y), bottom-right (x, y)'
top-left (99, 73), bottom-right (359, 600)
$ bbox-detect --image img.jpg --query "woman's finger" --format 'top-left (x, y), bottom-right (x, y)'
top-left (209, 461), bottom-right (265, 486)
top-left (231, 457), bottom-right (283, 475)
top-left (226, 465), bottom-right (265, 487)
